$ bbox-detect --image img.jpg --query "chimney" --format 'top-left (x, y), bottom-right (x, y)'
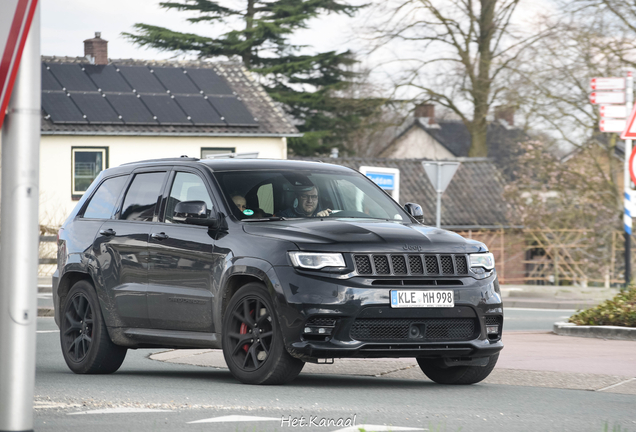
top-left (84, 32), bottom-right (108, 65)
top-left (494, 105), bottom-right (515, 127)
top-left (414, 103), bottom-right (435, 125)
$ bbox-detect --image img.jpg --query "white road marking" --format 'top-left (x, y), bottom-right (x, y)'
top-left (505, 307), bottom-right (576, 312)
top-left (188, 415), bottom-right (280, 424)
top-left (67, 408), bottom-right (173, 415)
top-left (596, 377), bottom-right (636, 392)
top-left (37, 330), bottom-right (59, 334)
top-left (332, 425), bottom-right (426, 432)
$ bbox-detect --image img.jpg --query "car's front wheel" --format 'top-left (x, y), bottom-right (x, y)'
top-left (222, 283), bottom-right (304, 385)
top-left (417, 353), bottom-right (499, 385)
top-left (60, 280), bottom-right (127, 374)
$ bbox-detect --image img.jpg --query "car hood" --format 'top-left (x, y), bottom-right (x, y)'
top-left (242, 218), bottom-right (487, 254)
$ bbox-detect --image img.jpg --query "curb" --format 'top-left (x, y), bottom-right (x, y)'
top-left (553, 321), bottom-right (636, 341)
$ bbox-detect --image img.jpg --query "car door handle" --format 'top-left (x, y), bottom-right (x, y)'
top-left (99, 228), bottom-right (116, 237)
top-left (151, 232), bottom-right (169, 241)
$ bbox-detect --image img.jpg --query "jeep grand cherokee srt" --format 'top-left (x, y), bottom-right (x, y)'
top-left (53, 157), bottom-right (503, 385)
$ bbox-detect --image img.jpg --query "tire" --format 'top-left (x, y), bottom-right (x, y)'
top-left (60, 280), bottom-right (127, 374)
top-left (222, 282), bottom-right (304, 385)
top-left (417, 353), bottom-right (499, 385)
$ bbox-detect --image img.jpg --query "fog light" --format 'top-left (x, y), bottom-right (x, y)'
top-left (486, 325), bottom-right (499, 334)
top-left (303, 326), bottom-right (333, 335)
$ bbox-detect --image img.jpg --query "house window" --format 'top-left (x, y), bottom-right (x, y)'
top-left (72, 147), bottom-right (108, 199)
top-left (201, 147), bottom-right (235, 159)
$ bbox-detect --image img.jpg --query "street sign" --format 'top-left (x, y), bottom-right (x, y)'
top-left (422, 161), bottom-right (461, 228)
top-left (621, 104), bottom-right (636, 140)
top-left (359, 166), bottom-right (400, 201)
top-left (600, 119), bottom-right (627, 133)
top-left (590, 91), bottom-right (625, 104)
top-left (600, 104), bottom-right (628, 118)
top-left (0, 0), bottom-right (38, 129)
top-left (423, 162), bottom-right (460, 193)
top-left (590, 77), bottom-right (625, 90)
top-left (630, 146), bottom-right (636, 185)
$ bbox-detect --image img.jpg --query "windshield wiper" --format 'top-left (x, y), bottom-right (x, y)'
top-left (242, 216), bottom-right (288, 222)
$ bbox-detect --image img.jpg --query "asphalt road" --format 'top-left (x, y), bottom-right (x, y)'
top-left (30, 310), bottom-right (636, 432)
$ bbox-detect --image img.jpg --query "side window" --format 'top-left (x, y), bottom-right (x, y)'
top-left (82, 176), bottom-right (128, 219)
top-left (120, 172), bottom-right (167, 222)
top-left (72, 147), bottom-right (108, 199)
top-left (256, 184), bottom-right (274, 214)
top-left (165, 172), bottom-right (213, 223)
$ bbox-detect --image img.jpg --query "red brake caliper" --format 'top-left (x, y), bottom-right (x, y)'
top-left (239, 309), bottom-right (255, 353)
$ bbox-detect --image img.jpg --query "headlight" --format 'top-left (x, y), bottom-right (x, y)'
top-left (470, 252), bottom-right (495, 270)
top-left (288, 252), bottom-right (345, 270)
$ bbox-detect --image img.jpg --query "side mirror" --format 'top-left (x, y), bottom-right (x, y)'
top-left (404, 202), bottom-right (424, 223)
top-left (173, 201), bottom-right (218, 228)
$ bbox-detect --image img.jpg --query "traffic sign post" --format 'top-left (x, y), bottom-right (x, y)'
top-left (622, 73), bottom-right (634, 288)
top-left (600, 105), bottom-right (628, 118)
top-left (590, 91), bottom-right (626, 104)
top-left (0, 1), bottom-right (40, 431)
top-left (422, 161), bottom-right (460, 228)
top-left (591, 73), bottom-right (635, 288)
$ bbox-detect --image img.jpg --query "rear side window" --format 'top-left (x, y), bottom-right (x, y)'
top-left (120, 172), bottom-right (167, 222)
top-left (82, 176), bottom-right (128, 219)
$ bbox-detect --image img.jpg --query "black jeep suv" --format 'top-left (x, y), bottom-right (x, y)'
top-left (53, 157), bottom-right (503, 385)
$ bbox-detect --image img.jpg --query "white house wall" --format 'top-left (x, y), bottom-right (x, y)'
top-left (39, 134), bottom-right (287, 225)
top-left (382, 127), bottom-right (455, 159)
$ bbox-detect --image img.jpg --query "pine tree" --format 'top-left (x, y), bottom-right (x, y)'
top-left (123, 0), bottom-right (383, 155)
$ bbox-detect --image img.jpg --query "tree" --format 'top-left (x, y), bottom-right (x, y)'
top-left (366, 0), bottom-right (547, 156)
top-left (123, 0), bottom-right (384, 155)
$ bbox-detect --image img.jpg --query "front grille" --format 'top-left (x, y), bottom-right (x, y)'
top-left (354, 255), bottom-right (372, 274)
top-left (425, 256), bottom-right (439, 274)
top-left (354, 253), bottom-right (469, 276)
top-left (351, 318), bottom-right (476, 341)
top-left (306, 317), bottom-right (337, 327)
top-left (409, 256), bottom-right (423, 274)
top-left (455, 256), bottom-right (468, 274)
top-left (392, 255), bottom-right (407, 274)
top-left (374, 255), bottom-right (390, 274)
top-left (485, 316), bottom-right (502, 326)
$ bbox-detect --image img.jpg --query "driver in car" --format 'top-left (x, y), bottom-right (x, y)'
top-left (277, 186), bottom-right (332, 218)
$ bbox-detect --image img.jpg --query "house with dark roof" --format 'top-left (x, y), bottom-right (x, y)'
top-left (38, 33), bottom-right (299, 222)
top-left (379, 104), bottom-right (527, 173)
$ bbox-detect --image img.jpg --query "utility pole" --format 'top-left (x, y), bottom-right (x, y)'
top-left (0, 3), bottom-right (40, 431)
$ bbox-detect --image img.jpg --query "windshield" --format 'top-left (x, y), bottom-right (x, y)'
top-left (213, 169), bottom-right (409, 222)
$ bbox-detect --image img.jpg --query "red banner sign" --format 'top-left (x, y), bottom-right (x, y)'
top-left (0, 0), bottom-right (38, 129)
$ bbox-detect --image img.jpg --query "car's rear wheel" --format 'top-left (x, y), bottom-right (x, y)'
top-left (60, 280), bottom-right (127, 374)
top-left (222, 283), bottom-right (304, 385)
top-left (417, 353), bottom-right (499, 385)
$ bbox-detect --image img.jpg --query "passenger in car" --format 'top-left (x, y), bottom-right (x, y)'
top-left (276, 186), bottom-right (332, 218)
top-left (232, 195), bottom-right (247, 212)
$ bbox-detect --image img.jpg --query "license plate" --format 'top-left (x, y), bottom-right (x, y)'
top-left (390, 290), bottom-right (454, 308)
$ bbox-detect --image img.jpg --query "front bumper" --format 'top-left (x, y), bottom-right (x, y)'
top-left (272, 266), bottom-right (504, 361)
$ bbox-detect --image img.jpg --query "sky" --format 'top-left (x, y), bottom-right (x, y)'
top-left (40, 0), bottom-right (360, 61)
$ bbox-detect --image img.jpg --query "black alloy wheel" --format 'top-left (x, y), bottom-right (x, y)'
top-left (222, 283), bottom-right (304, 385)
top-left (62, 291), bottom-right (94, 363)
top-left (60, 280), bottom-right (127, 374)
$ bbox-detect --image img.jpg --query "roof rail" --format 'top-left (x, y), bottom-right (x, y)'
top-left (205, 151), bottom-right (259, 159)
top-left (121, 157), bottom-right (200, 165)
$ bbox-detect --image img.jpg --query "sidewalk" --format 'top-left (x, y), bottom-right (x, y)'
top-left (149, 332), bottom-right (636, 394)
